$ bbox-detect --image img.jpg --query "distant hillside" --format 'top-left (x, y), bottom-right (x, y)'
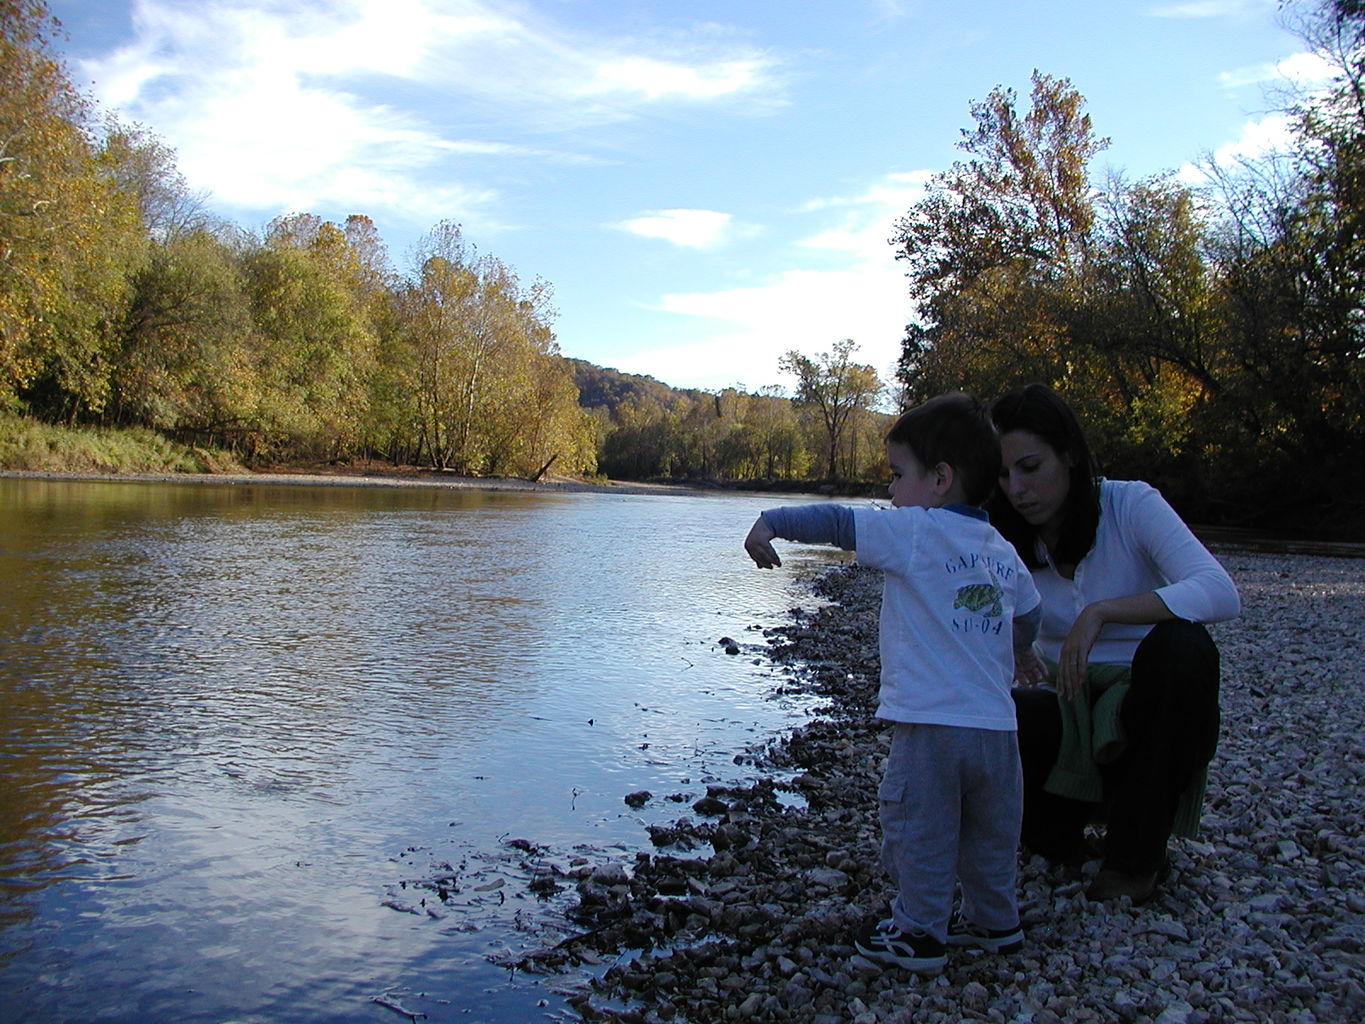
top-left (568, 358), bottom-right (706, 415)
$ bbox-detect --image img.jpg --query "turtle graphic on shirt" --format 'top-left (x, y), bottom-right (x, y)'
top-left (953, 571), bottom-right (1003, 618)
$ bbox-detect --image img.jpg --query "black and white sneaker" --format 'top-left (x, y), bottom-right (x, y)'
top-left (853, 919), bottom-right (947, 974)
top-left (947, 914), bottom-right (1024, 953)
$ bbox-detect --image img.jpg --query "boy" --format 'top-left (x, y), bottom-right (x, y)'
top-left (743, 393), bottom-right (1041, 974)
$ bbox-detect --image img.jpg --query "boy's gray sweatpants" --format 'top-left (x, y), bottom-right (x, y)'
top-left (879, 722), bottom-right (1022, 942)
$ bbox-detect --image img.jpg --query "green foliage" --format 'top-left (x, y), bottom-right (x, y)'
top-left (893, 38), bottom-right (1365, 533)
top-left (6, 0), bottom-right (1359, 520)
top-left (781, 339), bottom-right (884, 480)
top-left (109, 227), bottom-right (254, 435)
top-left (0, 410), bottom-right (241, 473)
top-left (1, 0), bottom-right (147, 420)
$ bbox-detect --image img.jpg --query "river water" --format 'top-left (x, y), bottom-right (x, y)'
top-left (0, 477), bottom-right (848, 1023)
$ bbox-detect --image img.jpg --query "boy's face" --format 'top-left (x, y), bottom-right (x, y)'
top-left (886, 441), bottom-right (946, 508)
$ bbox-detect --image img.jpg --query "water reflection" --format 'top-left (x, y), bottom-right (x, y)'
top-left (0, 478), bottom-right (846, 1021)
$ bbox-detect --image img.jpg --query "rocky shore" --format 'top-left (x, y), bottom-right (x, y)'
top-left (475, 549), bottom-right (1364, 1023)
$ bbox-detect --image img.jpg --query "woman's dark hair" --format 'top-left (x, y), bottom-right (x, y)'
top-left (987, 383), bottom-right (1100, 569)
top-left (886, 392), bottom-right (1000, 507)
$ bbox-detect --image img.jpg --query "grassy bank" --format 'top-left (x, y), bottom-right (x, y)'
top-left (0, 414), bottom-right (243, 476)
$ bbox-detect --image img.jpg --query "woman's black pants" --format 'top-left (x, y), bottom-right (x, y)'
top-left (1013, 620), bottom-right (1221, 875)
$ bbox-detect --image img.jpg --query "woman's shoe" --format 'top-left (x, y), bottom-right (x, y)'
top-left (1085, 867), bottom-right (1157, 904)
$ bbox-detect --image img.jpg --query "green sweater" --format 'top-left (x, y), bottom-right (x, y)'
top-left (1044, 662), bottom-right (1207, 838)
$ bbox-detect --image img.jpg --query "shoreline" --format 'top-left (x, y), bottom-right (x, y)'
top-left (7, 469), bottom-right (1363, 558)
top-left (0, 467), bottom-right (714, 499)
top-left (496, 551), bottom-right (1365, 1023)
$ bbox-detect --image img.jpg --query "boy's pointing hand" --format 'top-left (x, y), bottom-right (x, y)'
top-left (744, 516), bottom-right (781, 569)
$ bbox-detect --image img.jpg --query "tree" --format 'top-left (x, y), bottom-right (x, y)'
top-left (392, 222), bottom-right (593, 476)
top-left (1, 0), bottom-right (145, 419)
top-left (107, 225), bottom-right (253, 437)
top-left (892, 72), bottom-right (1108, 404)
top-left (100, 119), bottom-right (210, 242)
top-left (892, 29), bottom-right (1365, 531)
top-left (240, 216), bottom-right (382, 457)
top-left (780, 338), bottom-right (883, 479)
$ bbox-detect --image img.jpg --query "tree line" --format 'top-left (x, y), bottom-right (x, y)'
top-left (892, 0), bottom-right (1363, 533)
top-left (5, 0), bottom-right (1360, 529)
top-left (2, 0), bottom-right (596, 479)
top-left (573, 351), bottom-right (890, 485)
top-left (1, 0), bottom-right (899, 486)
top-left (2, 0), bottom-right (890, 486)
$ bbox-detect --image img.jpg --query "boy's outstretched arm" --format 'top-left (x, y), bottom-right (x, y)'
top-left (744, 516), bottom-right (782, 568)
top-left (744, 505), bottom-right (857, 570)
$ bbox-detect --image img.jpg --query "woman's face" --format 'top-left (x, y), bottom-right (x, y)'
top-left (999, 430), bottom-right (1072, 536)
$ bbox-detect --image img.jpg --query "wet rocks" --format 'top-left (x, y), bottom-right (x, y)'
top-left (516, 554), bottom-right (1365, 1023)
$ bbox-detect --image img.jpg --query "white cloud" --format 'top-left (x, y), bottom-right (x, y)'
top-left (1175, 112), bottom-right (1296, 182)
top-left (1147, 0), bottom-right (1274, 18)
top-left (1219, 51), bottom-right (1339, 89)
top-left (1212, 113), bottom-right (1296, 162)
top-left (589, 56), bottom-right (770, 101)
top-left (620, 263), bottom-right (909, 393)
top-left (798, 170), bottom-right (933, 253)
top-left (618, 209), bottom-right (738, 249)
top-left (73, 0), bottom-right (780, 231)
top-left (614, 172), bottom-right (928, 391)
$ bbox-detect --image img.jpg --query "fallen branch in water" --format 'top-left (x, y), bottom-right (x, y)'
top-left (371, 994), bottom-right (428, 1021)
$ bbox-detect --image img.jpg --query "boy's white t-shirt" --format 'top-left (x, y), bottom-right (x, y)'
top-left (853, 505), bottom-right (1040, 731)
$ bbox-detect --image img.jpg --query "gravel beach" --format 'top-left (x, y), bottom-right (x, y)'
top-left (487, 548), bottom-right (1364, 1023)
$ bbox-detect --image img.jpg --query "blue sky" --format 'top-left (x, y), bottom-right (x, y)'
top-left (48, 0), bottom-right (1329, 394)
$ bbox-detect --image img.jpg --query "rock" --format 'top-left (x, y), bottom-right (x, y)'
top-left (624, 790), bottom-right (651, 808)
top-left (692, 796), bottom-right (730, 816)
top-left (1153, 1000), bottom-right (1196, 1024)
top-left (1140, 919), bottom-right (1191, 941)
top-left (802, 867), bottom-right (849, 890)
top-left (589, 863), bottom-right (630, 886)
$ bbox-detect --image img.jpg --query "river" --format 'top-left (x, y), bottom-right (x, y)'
top-left (0, 477), bottom-right (847, 1023)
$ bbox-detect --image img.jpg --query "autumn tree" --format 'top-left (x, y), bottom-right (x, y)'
top-left (894, 23), bottom-right (1364, 530)
top-left (745, 386), bottom-right (810, 479)
top-left (393, 222), bottom-right (593, 476)
top-left (239, 215), bottom-right (383, 457)
top-left (1, 0), bottom-right (145, 419)
top-left (781, 338), bottom-right (883, 479)
top-left (892, 72), bottom-right (1108, 404)
top-left (101, 119), bottom-right (210, 241)
top-left (1195, 0), bottom-right (1365, 518)
top-left (107, 225), bottom-right (253, 437)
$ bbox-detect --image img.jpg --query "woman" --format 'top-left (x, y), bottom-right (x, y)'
top-left (988, 383), bottom-right (1240, 904)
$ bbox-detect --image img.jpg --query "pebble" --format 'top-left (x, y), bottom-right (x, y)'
top-left (462, 552), bottom-right (1365, 1022)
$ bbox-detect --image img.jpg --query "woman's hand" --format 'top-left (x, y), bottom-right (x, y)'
top-left (1056, 592), bottom-right (1175, 699)
top-left (1056, 604), bottom-right (1104, 699)
top-left (744, 517), bottom-right (781, 569)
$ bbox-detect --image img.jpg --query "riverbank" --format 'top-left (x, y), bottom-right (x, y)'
top-left (9, 467), bottom-right (1365, 558)
top-left (500, 549), bottom-right (1365, 1023)
top-left (0, 466), bottom-right (711, 499)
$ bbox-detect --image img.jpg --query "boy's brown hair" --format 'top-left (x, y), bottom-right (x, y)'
top-left (885, 392), bottom-right (1000, 506)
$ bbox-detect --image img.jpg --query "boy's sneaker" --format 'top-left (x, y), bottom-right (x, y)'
top-left (947, 914), bottom-right (1024, 953)
top-left (853, 919), bottom-right (947, 974)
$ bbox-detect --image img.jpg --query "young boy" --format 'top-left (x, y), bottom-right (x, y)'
top-left (744, 392), bottom-right (1041, 974)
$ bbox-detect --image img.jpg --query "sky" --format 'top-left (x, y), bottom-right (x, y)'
top-left (46, 0), bottom-right (1334, 395)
